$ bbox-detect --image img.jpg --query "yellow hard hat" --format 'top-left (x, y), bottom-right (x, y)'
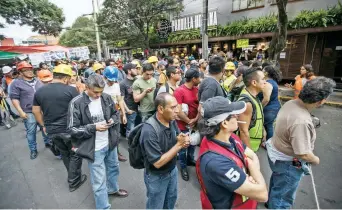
top-left (148, 56), bottom-right (158, 63)
top-left (224, 62), bottom-right (236, 71)
top-left (132, 60), bottom-right (142, 68)
top-left (53, 64), bottom-right (73, 77)
top-left (93, 63), bottom-right (104, 71)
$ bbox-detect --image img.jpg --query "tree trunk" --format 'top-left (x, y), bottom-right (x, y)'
top-left (145, 21), bottom-right (150, 54)
top-left (268, 0), bottom-right (288, 61)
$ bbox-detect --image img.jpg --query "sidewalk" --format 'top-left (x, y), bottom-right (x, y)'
top-left (278, 86), bottom-right (342, 108)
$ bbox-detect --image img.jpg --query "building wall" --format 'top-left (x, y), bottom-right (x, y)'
top-left (179, 0), bottom-right (340, 25)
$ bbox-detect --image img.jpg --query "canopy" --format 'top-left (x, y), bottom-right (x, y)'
top-left (0, 51), bottom-right (21, 60)
top-left (0, 45), bottom-right (69, 54)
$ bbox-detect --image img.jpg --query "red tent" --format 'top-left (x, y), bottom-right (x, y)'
top-left (0, 45), bottom-right (69, 54)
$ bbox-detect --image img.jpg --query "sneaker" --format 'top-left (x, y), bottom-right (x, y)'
top-left (30, 150), bottom-right (38, 160)
top-left (0, 122), bottom-right (5, 126)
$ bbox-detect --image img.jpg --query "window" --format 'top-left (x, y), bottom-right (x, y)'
top-left (269, 0), bottom-right (301, 4)
top-left (232, 0), bottom-right (264, 12)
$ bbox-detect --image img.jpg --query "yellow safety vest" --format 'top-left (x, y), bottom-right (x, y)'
top-left (238, 88), bottom-right (264, 152)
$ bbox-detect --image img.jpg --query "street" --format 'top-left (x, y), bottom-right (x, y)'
top-left (0, 104), bottom-right (341, 209)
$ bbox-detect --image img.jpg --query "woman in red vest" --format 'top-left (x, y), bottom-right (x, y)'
top-left (196, 96), bottom-right (268, 209)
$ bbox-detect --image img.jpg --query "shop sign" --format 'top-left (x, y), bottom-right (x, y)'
top-left (237, 39), bottom-right (249, 48)
top-left (172, 11), bottom-right (217, 32)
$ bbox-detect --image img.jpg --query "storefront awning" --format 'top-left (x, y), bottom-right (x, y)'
top-left (0, 45), bottom-right (69, 54)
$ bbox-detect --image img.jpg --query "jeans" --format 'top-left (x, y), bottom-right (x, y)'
top-left (144, 167), bottom-right (178, 209)
top-left (178, 130), bottom-right (195, 169)
top-left (49, 133), bottom-right (83, 188)
top-left (126, 112), bottom-right (137, 137)
top-left (23, 113), bottom-right (50, 152)
top-left (264, 109), bottom-right (279, 141)
top-left (267, 157), bottom-right (304, 209)
top-left (88, 146), bottom-right (120, 209)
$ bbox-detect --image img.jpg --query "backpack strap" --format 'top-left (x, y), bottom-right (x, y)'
top-left (165, 83), bottom-right (170, 94)
top-left (146, 117), bottom-right (161, 140)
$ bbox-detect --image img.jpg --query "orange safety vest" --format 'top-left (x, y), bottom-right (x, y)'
top-left (294, 75), bottom-right (316, 99)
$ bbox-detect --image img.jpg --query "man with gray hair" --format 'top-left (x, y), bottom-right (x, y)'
top-left (68, 74), bottom-right (128, 209)
top-left (266, 77), bottom-right (336, 209)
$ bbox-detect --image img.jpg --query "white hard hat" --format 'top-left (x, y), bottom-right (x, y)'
top-left (2, 66), bottom-right (12, 74)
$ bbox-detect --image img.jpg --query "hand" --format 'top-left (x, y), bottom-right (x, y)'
top-left (146, 87), bottom-right (154, 93)
top-left (107, 118), bottom-right (114, 125)
top-left (122, 115), bottom-right (127, 125)
top-left (177, 133), bottom-right (190, 148)
top-left (42, 126), bottom-right (47, 135)
top-left (188, 118), bottom-right (197, 128)
top-left (312, 156), bottom-right (320, 165)
top-left (247, 175), bottom-right (257, 184)
top-left (96, 123), bottom-right (109, 132)
top-left (19, 111), bottom-right (28, 119)
top-left (126, 109), bottom-right (134, 115)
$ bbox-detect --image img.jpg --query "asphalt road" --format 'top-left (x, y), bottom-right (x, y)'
top-left (0, 104), bottom-right (341, 209)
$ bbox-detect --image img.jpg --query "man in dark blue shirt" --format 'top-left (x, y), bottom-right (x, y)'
top-left (140, 93), bottom-right (190, 209)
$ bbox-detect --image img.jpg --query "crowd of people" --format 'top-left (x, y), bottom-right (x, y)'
top-left (0, 54), bottom-right (336, 209)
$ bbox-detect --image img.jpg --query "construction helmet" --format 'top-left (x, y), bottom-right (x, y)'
top-left (37, 70), bottom-right (53, 82)
top-left (53, 64), bottom-right (73, 77)
top-left (148, 56), bottom-right (158, 63)
top-left (131, 60), bottom-right (142, 68)
top-left (103, 66), bottom-right (119, 82)
top-left (224, 62), bottom-right (236, 71)
top-left (93, 63), bottom-right (105, 72)
top-left (2, 66), bottom-right (12, 74)
top-left (17, 61), bottom-right (33, 71)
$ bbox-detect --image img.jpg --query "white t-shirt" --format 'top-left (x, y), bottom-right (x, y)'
top-left (88, 97), bottom-right (108, 151)
top-left (104, 83), bottom-right (121, 104)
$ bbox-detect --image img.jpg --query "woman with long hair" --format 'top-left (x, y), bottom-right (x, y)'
top-left (285, 64), bottom-right (316, 99)
top-left (258, 65), bottom-right (282, 142)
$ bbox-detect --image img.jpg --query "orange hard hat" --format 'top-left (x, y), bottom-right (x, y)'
top-left (17, 61), bottom-right (33, 70)
top-left (37, 70), bottom-right (53, 82)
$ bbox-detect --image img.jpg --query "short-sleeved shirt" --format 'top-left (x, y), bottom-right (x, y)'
top-left (132, 77), bottom-right (157, 113)
top-left (103, 83), bottom-right (121, 104)
top-left (33, 83), bottom-right (79, 134)
top-left (200, 138), bottom-right (247, 209)
top-left (272, 99), bottom-right (316, 156)
top-left (120, 78), bottom-right (138, 111)
top-left (198, 77), bottom-right (226, 103)
top-left (140, 115), bottom-right (180, 174)
top-left (173, 84), bottom-right (199, 131)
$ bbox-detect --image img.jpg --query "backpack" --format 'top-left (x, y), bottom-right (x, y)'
top-left (127, 117), bottom-right (161, 169)
top-left (153, 83), bottom-right (170, 100)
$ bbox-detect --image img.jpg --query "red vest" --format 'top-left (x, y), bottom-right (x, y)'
top-left (196, 134), bottom-right (258, 209)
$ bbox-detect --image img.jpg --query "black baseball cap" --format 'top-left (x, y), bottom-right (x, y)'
top-left (123, 63), bottom-right (137, 71)
top-left (201, 96), bottom-right (246, 126)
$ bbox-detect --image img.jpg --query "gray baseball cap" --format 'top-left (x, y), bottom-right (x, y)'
top-left (201, 96), bottom-right (246, 126)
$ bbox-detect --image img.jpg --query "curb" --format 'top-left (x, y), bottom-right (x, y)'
top-left (279, 96), bottom-right (342, 108)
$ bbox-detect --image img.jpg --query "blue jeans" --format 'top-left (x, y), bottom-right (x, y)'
top-left (144, 167), bottom-right (178, 209)
top-left (264, 109), bottom-right (279, 141)
top-left (267, 157), bottom-right (304, 209)
top-left (23, 113), bottom-right (50, 152)
top-left (178, 130), bottom-right (195, 169)
top-left (126, 112), bottom-right (137, 137)
top-left (88, 146), bottom-right (120, 209)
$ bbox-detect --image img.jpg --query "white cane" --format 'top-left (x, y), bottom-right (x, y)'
top-left (309, 166), bottom-right (320, 210)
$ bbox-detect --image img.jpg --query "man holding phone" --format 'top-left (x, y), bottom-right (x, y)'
top-left (68, 74), bottom-right (128, 209)
top-left (132, 63), bottom-right (157, 122)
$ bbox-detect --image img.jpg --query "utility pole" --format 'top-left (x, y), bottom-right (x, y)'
top-left (201, 0), bottom-right (209, 60)
top-left (92, 0), bottom-right (102, 60)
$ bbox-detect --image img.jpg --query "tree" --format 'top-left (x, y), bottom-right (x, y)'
top-left (268, 0), bottom-right (288, 61)
top-left (98, 0), bottom-right (183, 49)
top-left (0, 0), bottom-right (65, 38)
top-left (59, 17), bottom-right (97, 52)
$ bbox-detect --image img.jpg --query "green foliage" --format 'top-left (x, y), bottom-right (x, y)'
top-left (0, 0), bottom-right (65, 37)
top-left (151, 2), bottom-right (342, 45)
top-left (59, 17), bottom-right (96, 52)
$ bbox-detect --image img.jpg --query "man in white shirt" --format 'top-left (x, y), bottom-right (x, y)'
top-left (68, 74), bottom-right (129, 209)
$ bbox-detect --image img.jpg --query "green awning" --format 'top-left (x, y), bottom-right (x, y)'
top-left (0, 51), bottom-right (21, 60)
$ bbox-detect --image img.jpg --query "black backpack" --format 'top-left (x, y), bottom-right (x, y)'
top-left (127, 117), bottom-right (161, 169)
